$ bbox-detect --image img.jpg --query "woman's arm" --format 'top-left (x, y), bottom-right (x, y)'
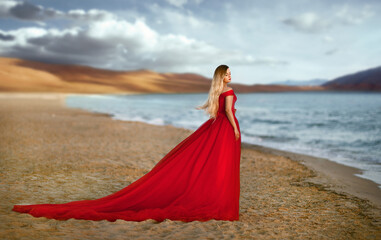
top-left (225, 95), bottom-right (240, 140)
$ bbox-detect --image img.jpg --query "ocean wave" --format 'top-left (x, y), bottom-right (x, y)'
top-left (65, 92), bottom-right (381, 188)
top-left (249, 118), bottom-right (292, 125)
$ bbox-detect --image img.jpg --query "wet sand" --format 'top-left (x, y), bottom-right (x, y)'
top-left (0, 93), bottom-right (380, 239)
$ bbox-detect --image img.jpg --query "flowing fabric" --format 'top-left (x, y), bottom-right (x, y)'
top-left (13, 90), bottom-right (241, 222)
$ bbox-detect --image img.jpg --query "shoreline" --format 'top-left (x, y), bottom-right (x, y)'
top-left (3, 92), bottom-right (381, 208)
top-left (1, 92), bottom-right (380, 239)
top-left (65, 92), bottom-right (381, 208)
top-left (242, 143), bottom-right (381, 209)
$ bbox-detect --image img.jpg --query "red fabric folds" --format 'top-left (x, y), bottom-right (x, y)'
top-left (13, 90), bottom-right (241, 222)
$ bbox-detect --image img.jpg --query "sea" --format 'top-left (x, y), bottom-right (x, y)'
top-left (66, 91), bottom-right (381, 188)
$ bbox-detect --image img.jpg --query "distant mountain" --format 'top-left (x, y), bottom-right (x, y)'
top-left (0, 57), bottom-right (325, 94)
top-left (323, 66), bottom-right (381, 91)
top-left (270, 79), bottom-right (328, 86)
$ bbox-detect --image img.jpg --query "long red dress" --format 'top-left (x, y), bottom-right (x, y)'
top-left (12, 89), bottom-right (241, 222)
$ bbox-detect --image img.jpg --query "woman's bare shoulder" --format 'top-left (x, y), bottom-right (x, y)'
top-left (222, 87), bottom-right (233, 93)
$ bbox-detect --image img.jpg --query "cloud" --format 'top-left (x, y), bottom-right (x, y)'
top-left (323, 35), bottom-right (333, 42)
top-left (67, 9), bottom-right (114, 22)
top-left (0, 14), bottom-right (286, 73)
top-left (0, 0), bottom-right (18, 18)
top-left (165, 0), bottom-right (188, 8)
top-left (0, 1), bottom-right (288, 77)
top-left (283, 5), bottom-right (375, 34)
top-left (325, 48), bottom-right (338, 55)
top-left (0, 32), bottom-right (15, 41)
top-left (0, 0), bottom-right (113, 22)
top-left (0, 0), bottom-right (63, 21)
top-left (282, 12), bottom-right (330, 33)
top-left (164, 0), bottom-right (204, 8)
top-left (335, 5), bottom-right (374, 25)
top-left (148, 3), bottom-right (212, 29)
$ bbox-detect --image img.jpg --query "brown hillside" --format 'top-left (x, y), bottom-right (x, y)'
top-left (323, 66), bottom-right (381, 91)
top-left (0, 57), bottom-right (325, 93)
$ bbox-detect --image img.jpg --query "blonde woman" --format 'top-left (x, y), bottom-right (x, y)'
top-left (13, 65), bottom-right (242, 222)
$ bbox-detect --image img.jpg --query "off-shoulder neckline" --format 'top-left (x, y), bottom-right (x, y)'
top-left (221, 89), bottom-right (234, 94)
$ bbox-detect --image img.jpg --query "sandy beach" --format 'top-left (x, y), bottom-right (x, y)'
top-left (0, 93), bottom-right (380, 239)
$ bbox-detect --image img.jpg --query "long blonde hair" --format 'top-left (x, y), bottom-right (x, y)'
top-left (197, 65), bottom-right (229, 118)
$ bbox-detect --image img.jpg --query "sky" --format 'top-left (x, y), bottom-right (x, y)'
top-left (0, 0), bottom-right (380, 84)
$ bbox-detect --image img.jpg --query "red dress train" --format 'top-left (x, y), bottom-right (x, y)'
top-left (12, 90), bottom-right (241, 222)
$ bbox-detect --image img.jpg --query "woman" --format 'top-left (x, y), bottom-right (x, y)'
top-left (13, 64), bottom-right (241, 222)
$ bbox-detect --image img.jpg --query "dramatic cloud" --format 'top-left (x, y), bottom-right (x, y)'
top-left (0, 0), bottom-right (380, 83)
top-left (1, 15), bottom-right (282, 72)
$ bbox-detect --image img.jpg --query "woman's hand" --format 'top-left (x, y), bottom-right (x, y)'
top-left (234, 128), bottom-right (240, 140)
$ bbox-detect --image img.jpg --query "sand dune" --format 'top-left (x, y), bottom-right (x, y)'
top-left (0, 57), bottom-right (325, 93)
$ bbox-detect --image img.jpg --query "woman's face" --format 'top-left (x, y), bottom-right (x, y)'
top-left (223, 68), bottom-right (231, 83)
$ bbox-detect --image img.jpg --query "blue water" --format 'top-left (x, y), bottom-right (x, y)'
top-left (66, 92), bottom-right (381, 188)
